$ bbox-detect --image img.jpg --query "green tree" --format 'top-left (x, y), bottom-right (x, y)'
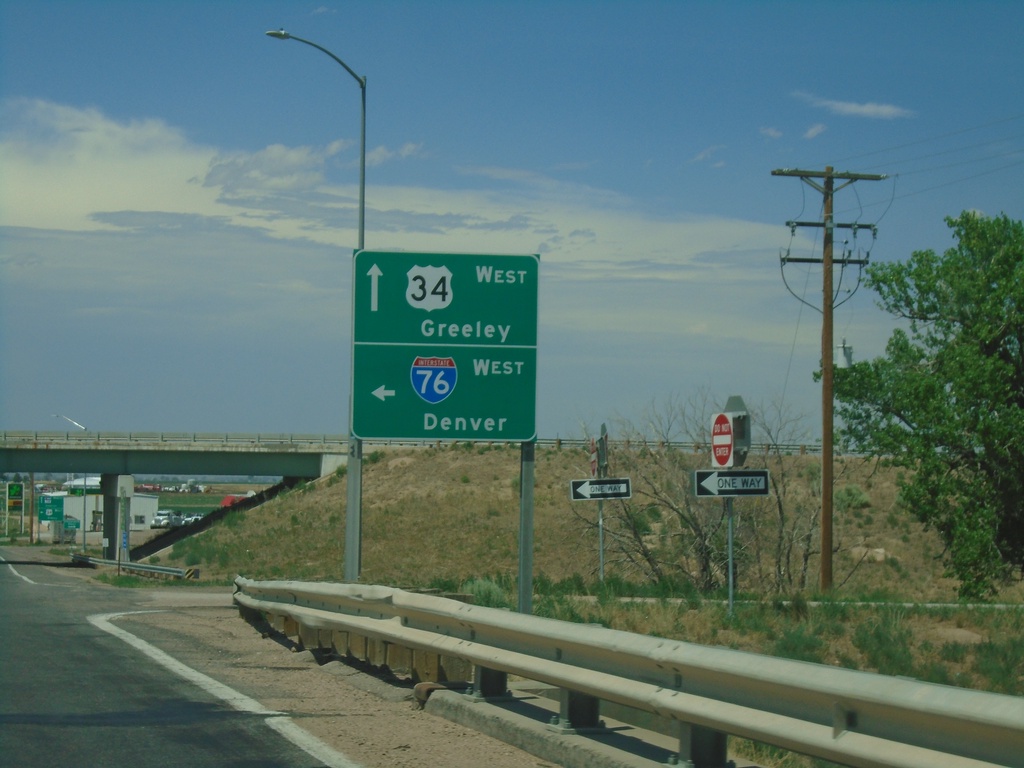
top-left (834, 212), bottom-right (1024, 599)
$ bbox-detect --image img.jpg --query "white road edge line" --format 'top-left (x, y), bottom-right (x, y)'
top-left (0, 556), bottom-right (39, 585)
top-left (88, 611), bottom-right (364, 768)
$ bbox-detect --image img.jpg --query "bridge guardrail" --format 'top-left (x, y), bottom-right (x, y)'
top-left (232, 578), bottom-right (1022, 768)
top-left (0, 430), bottom-right (350, 445)
top-left (1, 431), bottom-right (817, 455)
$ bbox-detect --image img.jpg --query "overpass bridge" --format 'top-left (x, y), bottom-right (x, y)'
top-left (1, 431), bottom-right (350, 561)
top-left (0, 431), bottom-right (349, 478)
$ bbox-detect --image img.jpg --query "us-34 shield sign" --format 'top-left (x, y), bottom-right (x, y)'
top-left (405, 265), bottom-right (453, 312)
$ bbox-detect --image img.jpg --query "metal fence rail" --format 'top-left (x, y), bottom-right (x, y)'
top-left (232, 578), bottom-right (1022, 768)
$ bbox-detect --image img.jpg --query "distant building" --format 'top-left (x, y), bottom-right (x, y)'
top-left (41, 489), bottom-right (159, 534)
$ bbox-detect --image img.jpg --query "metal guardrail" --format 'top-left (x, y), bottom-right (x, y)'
top-left (1, 430), bottom-right (818, 455)
top-left (0, 431), bottom-right (348, 446)
top-left (233, 578), bottom-right (1022, 768)
top-left (71, 553), bottom-right (197, 580)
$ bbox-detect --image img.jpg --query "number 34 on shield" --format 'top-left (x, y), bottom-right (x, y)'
top-left (406, 265), bottom-right (453, 312)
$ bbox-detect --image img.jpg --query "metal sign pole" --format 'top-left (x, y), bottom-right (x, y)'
top-left (597, 424), bottom-right (608, 582)
top-left (518, 441), bottom-right (535, 614)
top-left (727, 497), bottom-right (735, 617)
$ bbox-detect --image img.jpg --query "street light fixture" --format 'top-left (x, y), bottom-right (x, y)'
top-left (52, 413), bottom-right (88, 550)
top-left (265, 29), bottom-right (365, 249)
top-left (266, 29), bottom-right (366, 581)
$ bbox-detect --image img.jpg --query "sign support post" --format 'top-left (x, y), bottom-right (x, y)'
top-left (518, 441), bottom-right (535, 614)
top-left (706, 397), bottom-right (754, 617)
top-left (726, 497), bottom-right (735, 617)
top-left (597, 423), bottom-right (608, 581)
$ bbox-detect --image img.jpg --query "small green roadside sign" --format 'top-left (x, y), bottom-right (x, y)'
top-left (38, 495), bottom-right (64, 522)
top-left (352, 251), bottom-right (538, 441)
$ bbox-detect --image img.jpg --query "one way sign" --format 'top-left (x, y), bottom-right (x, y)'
top-left (694, 469), bottom-right (770, 497)
top-left (570, 478), bottom-right (632, 501)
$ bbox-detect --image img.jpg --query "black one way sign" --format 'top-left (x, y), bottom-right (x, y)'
top-left (694, 469), bottom-right (770, 497)
top-left (570, 478), bottom-right (632, 501)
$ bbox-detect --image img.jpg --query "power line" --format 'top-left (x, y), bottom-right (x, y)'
top-left (831, 113), bottom-right (1024, 166)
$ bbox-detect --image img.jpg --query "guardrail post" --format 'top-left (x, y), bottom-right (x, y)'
top-left (472, 666), bottom-right (508, 699)
top-left (367, 637), bottom-right (388, 667)
top-left (548, 689), bottom-right (601, 733)
top-left (677, 722), bottom-right (728, 768)
top-left (412, 649), bottom-right (442, 683)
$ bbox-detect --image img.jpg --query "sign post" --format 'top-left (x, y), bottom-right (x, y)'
top-left (706, 396), bottom-right (755, 616)
top-left (572, 425), bottom-right (623, 581)
top-left (4, 482), bottom-right (23, 537)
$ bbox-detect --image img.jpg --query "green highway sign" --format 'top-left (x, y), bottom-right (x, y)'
top-left (38, 495), bottom-right (64, 522)
top-left (352, 251), bottom-right (538, 441)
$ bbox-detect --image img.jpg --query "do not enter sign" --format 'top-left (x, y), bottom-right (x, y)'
top-left (712, 412), bottom-right (733, 467)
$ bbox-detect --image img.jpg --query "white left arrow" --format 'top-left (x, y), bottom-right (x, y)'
top-left (367, 263), bottom-right (383, 312)
top-left (700, 472), bottom-right (720, 496)
top-left (372, 385), bottom-right (395, 401)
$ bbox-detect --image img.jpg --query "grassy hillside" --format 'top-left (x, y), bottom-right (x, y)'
top-left (159, 442), bottom-right (1017, 599)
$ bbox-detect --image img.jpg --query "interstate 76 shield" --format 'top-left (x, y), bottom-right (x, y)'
top-left (411, 356), bottom-right (457, 404)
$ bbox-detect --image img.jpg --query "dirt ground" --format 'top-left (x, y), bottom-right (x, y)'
top-left (119, 590), bottom-right (558, 768)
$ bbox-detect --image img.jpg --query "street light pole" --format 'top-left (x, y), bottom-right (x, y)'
top-left (52, 413), bottom-right (88, 550)
top-left (266, 29), bottom-right (366, 581)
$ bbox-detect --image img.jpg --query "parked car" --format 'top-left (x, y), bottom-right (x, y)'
top-left (150, 510), bottom-right (183, 529)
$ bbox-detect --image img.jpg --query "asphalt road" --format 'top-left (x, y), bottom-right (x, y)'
top-left (0, 546), bottom-right (356, 768)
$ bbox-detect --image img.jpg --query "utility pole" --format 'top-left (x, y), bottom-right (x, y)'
top-left (771, 166), bottom-right (886, 591)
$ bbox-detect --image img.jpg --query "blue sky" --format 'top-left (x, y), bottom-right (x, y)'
top-left (2, 0), bottom-right (1022, 442)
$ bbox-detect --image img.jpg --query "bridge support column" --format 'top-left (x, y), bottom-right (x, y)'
top-left (100, 474), bottom-right (133, 560)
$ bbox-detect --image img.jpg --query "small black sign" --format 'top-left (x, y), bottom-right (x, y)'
top-left (570, 478), bottom-right (632, 501)
top-left (694, 469), bottom-right (770, 497)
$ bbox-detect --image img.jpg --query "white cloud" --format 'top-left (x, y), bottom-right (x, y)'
top-left (792, 91), bottom-right (915, 119)
top-left (366, 141), bottom-right (424, 167)
top-left (1, 98), bottom-right (801, 347)
top-left (804, 123), bottom-right (827, 139)
top-left (0, 98), bottom-right (222, 232)
top-left (689, 144), bottom-right (726, 164)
